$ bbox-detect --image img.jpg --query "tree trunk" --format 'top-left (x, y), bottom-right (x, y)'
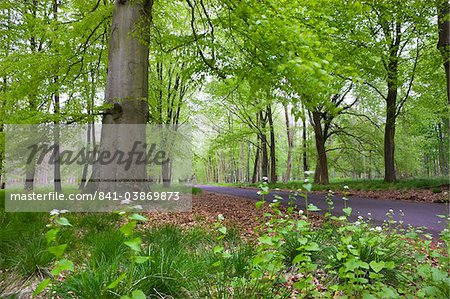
top-left (267, 105), bottom-right (277, 183)
top-left (311, 111), bottom-right (329, 185)
top-left (24, 166), bottom-right (36, 192)
top-left (384, 53), bottom-right (399, 183)
top-left (162, 159), bottom-right (171, 187)
top-left (52, 0), bottom-right (62, 192)
top-left (79, 123), bottom-right (91, 190)
top-left (246, 142), bottom-right (250, 182)
top-left (260, 133), bottom-right (269, 180)
top-left (437, 0), bottom-right (450, 105)
top-left (283, 104), bottom-right (293, 182)
top-left (252, 142), bottom-right (260, 183)
top-left (301, 107), bottom-right (308, 176)
top-left (437, 123), bottom-right (449, 175)
top-left (258, 111), bottom-right (269, 180)
top-left (87, 0), bottom-right (153, 192)
top-left (382, 21), bottom-right (401, 183)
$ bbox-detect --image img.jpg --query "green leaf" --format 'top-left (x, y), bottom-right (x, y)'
top-left (255, 200), bottom-right (265, 208)
top-left (45, 228), bottom-right (60, 244)
top-left (134, 256), bottom-right (151, 264)
top-left (297, 237), bottom-right (308, 245)
top-left (307, 204), bottom-right (320, 212)
top-left (304, 242), bottom-right (320, 251)
top-left (369, 260), bottom-right (385, 273)
top-left (129, 214), bottom-right (148, 222)
top-left (293, 253), bottom-right (308, 264)
top-left (358, 261), bottom-right (370, 270)
top-left (303, 183), bottom-right (312, 192)
top-left (124, 237), bottom-right (142, 252)
top-left (33, 278), bottom-right (51, 297)
top-left (218, 227), bottom-right (227, 235)
top-left (48, 244), bottom-right (67, 259)
top-left (107, 273), bottom-right (127, 289)
top-left (51, 259), bottom-right (74, 276)
top-left (56, 217), bottom-right (72, 226)
top-left (131, 290), bottom-right (146, 299)
top-left (120, 221), bottom-right (137, 237)
top-left (362, 292), bottom-right (377, 299)
top-left (341, 236), bottom-right (352, 244)
top-left (342, 207), bottom-right (352, 216)
top-left (258, 235), bottom-right (273, 245)
top-left (377, 286), bottom-right (398, 298)
top-left (213, 246), bottom-right (224, 253)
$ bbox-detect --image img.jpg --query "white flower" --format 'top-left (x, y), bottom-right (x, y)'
top-left (262, 176), bottom-right (269, 181)
top-left (375, 226), bottom-right (382, 232)
top-left (358, 216), bottom-right (363, 220)
top-left (354, 221), bottom-right (361, 226)
top-left (60, 209), bottom-right (69, 214)
top-left (121, 199), bottom-right (132, 205)
top-left (367, 213), bottom-right (371, 216)
top-left (298, 210), bottom-right (304, 215)
top-left (50, 209), bottom-right (60, 216)
top-left (133, 205), bottom-right (143, 210)
top-left (304, 170), bottom-right (315, 175)
top-left (272, 199), bottom-right (278, 203)
top-left (343, 185), bottom-right (349, 190)
top-left (304, 178), bottom-right (309, 183)
top-left (388, 209), bottom-right (394, 213)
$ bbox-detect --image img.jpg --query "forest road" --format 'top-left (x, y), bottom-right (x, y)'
top-left (195, 185), bottom-right (448, 236)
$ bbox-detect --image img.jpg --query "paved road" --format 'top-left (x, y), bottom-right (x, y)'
top-left (196, 185), bottom-right (448, 235)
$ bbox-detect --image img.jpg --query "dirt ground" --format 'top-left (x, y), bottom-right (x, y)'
top-left (144, 191), bottom-right (321, 239)
top-left (333, 188), bottom-right (449, 203)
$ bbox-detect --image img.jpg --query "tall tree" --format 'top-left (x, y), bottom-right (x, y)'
top-left (87, 0), bottom-right (153, 192)
top-left (437, 0), bottom-right (450, 104)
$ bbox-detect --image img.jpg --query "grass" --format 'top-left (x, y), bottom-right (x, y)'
top-left (0, 189), bottom-right (257, 298)
top-left (210, 177), bottom-right (449, 192)
top-left (0, 188), bottom-right (448, 298)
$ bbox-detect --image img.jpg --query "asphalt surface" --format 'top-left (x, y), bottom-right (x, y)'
top-left (195, 185), bottom-right (449, 235)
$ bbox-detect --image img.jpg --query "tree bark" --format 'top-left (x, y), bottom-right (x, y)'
top-left (251, 144), bottom-right (260, 183)
top-left (383, 29), bottom-right (400, 182)
top-left (302, 112), bottom-right (308, 176)
top-left (267, 105), bottom-right (277, 183)
top-left (259, 110), bottom-right (269, 180)
top-left (283, 104), bottom-right (293, 182)
top-left (87, 0), bottom-right (153, 192)
top-left (437, 122), bottom-right (449, 175)
top-left (437, 0), bottom-right (450, 105)
top-left (311, 111), bottom-right (329, 185)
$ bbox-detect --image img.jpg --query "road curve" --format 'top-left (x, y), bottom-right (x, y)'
top-left (195, 185), bottom-right (448, 235)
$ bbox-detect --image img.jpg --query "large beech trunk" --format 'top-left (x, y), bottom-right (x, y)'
top-left (87, 0), bottom-right (153, 192)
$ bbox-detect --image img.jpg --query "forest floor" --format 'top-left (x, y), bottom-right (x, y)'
top-left (144, 191), bottom-right (322, 240)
